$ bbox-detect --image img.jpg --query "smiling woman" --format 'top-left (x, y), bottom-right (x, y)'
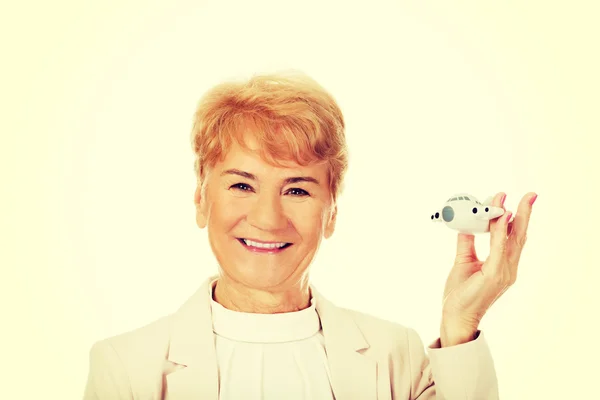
top-left (82, 71), bottom-right (536, 400)
top-left (196, 143), bottom-right (338, 308)
top-left (190, 73), bottom-right (345, 314)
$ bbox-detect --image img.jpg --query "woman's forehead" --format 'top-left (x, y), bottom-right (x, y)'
top-left (220, 150), bottom-right (326, 177)
top-left (219, 140), bottom-right (326, 171)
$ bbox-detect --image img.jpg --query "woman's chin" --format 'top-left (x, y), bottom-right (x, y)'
top-left (223, 266), bottom-right (301, 291)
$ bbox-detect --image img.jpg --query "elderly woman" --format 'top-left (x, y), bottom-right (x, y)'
top-left (83, 72), bottom-right (536, 399)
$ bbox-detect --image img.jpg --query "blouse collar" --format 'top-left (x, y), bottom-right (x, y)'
top-left (208, 278), bottom-right (321, 343)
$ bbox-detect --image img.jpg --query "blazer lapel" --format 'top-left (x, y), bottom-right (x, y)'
top-left (313, 287), bottom-right (378, 400)
top-left (162, 278), bottom-right (378, 400)
top-left (164, 276), bottom-right (219, 400)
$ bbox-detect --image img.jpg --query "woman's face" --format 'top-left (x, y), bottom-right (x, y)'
top-left (194, 140), bottom-right (336, 291)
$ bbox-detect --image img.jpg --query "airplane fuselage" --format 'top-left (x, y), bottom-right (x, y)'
top-left (431, 193), bottom-right (504, 235)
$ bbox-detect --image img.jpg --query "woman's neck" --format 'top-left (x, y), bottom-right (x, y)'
top-left (212, 276), bottom-right (311, 314)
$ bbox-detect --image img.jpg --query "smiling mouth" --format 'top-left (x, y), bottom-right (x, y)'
top-left (237, 238), bottom-right (293, 251)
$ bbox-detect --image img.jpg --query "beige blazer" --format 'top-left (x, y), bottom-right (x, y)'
top-left (83, 276), bottom-right (499, 399)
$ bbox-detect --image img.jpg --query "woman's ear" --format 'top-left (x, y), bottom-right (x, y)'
top-left (324, 205), bottom-right (337, 239)
top-left (194, 182), bottom-right (208, 229)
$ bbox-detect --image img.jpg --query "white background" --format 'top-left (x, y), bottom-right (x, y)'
top-left (2, 1), bottom-right (599, 398)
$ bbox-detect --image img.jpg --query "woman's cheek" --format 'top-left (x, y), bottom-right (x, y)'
top-left (289, 205), bottom-right (325, 232)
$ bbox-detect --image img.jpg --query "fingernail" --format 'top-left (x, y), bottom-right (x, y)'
top-left (529, 194), bottom-right (538, 205)
top-left (501, 194), bottom-right (507, 205)
top-left (506, 212), bottom-right (513, 221)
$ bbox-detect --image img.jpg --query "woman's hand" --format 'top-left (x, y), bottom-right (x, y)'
top-left (439, 191), bottom-right (538, 347)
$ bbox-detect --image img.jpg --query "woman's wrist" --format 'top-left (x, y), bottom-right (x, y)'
top-left (440, 318), bottom-right (479, 347)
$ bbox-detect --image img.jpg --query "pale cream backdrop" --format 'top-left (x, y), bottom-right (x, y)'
top-left (2, 0), bottom-right (598, 399)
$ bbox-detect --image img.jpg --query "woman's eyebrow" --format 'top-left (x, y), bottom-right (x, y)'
top-left (221, 169), bottom-right (320, 185)
top-left (284, 176), bottom-right (320, 185)
top-left (221, 169), bottom-right (255, 180)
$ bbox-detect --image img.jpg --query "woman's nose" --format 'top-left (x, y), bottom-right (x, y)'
top-left (246, 194), bottom-right (288, 231)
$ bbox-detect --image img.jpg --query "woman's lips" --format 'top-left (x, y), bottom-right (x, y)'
top-left (237, 238), bottom-right (292, 253)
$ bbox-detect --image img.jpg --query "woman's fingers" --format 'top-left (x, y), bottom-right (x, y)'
top-left (487, 209), bottom-right (512, 278)
top-left (488, 192), bottom-right (506, 232)
top-left (488, 192), bottom-right (506, 240)
top-left (456, 233), bottom-right (478, 262)
top-left (507, 192), bottom-right (537, 266)
top-left (486, 193), bottom-right (510, 277)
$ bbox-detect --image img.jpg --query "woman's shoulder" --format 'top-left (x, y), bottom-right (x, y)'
top-left (84, 314), bottom-right (179, 398)
top-left (335, 306), bottom-right (426, 351)
top-left (89, 314), bottom-right (174, 366)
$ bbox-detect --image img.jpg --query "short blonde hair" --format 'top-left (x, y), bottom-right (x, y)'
top-left (190, 71), bottom-right (348, 204)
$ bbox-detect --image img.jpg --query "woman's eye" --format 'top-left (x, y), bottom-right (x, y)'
top-left (230, 183), bottom-right (253, 192)
top-left (287, 188), bottom-right (309, 197)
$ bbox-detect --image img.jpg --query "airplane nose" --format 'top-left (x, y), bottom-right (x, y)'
top-left (442, 206), bottom-right (454, 222)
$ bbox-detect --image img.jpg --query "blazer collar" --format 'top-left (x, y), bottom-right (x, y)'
top-left (312, 285), bottom-right (378, 399)
top-left (165, 277), bottom-right (218, 399)
top-left (165, 276), bottom-right (377, 400)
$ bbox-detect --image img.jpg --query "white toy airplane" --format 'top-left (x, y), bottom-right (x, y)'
top-left (431, 193), bottom-right (505, 234)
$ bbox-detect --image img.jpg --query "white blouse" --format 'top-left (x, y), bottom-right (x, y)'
top-left (209, 281), bottom-right (335, 399)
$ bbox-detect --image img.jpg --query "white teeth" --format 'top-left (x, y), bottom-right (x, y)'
top-left (242, 239), bottom-right (287, 249)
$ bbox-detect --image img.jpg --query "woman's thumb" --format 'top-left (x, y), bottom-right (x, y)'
top-left (456, 233), bottom-right (477, 261)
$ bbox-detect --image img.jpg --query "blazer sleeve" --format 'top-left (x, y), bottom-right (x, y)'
top-left (82, 340), bottom-right (134, 400)
top-left (406, 328), bottom-right (499, 400)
